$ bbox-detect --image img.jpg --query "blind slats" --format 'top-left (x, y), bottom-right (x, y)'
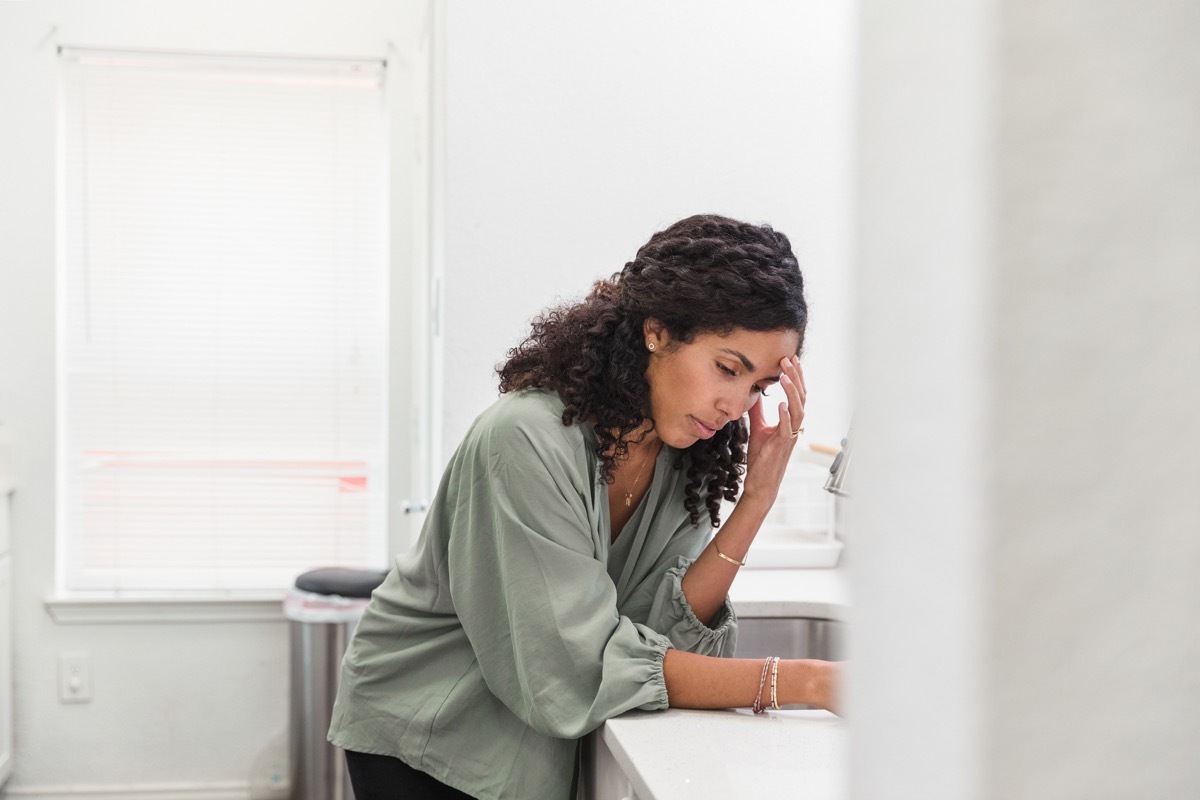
top-left (59, 48), bottom-right (389, 593)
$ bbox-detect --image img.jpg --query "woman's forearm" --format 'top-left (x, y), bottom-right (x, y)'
top-left (680, 494), bottom-right (772, 625)
top-left (662, 649), bottom-right (839, 714)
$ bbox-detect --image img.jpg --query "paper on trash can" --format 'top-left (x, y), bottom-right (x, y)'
top-left (283, 587), bottom-right (371, 623)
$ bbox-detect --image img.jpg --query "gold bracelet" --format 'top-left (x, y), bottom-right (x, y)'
top-left (714, 546), bottom-right (746, 567)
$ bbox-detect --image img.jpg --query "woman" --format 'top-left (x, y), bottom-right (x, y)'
top-left (328, 214), bottom-right (841, 799)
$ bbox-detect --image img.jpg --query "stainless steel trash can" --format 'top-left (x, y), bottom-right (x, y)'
top-left (285, 568), bottom-right (387, 800)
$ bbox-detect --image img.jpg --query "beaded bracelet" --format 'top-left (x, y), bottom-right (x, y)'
top-left (770, 655), bottom-right (781, 710)
top-left (752, 656), bottom-right (780, 714)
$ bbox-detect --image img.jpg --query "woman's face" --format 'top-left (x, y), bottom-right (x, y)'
top-left (643, 323), bottom-right (802, 448)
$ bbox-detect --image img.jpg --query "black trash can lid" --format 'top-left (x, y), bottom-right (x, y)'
top-left (294, 567), bottom-right (388, 599)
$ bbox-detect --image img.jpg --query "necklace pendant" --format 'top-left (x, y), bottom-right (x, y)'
top-left (624, 493), bottom-right (632, 507)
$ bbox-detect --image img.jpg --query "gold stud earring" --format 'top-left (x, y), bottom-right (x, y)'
top-left (647, 342), bottom-right (656, 352)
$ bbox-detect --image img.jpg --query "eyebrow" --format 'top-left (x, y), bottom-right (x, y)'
top-left (719, 348), bottom-right (755, 371)
top-left (719, 347), bottom-right (782, 382)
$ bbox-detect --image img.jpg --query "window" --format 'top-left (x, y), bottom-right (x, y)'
top-left (58, 49), bottom-right (390, 594)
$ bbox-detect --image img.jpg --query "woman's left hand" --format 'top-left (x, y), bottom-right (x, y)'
top-left (742, 355), bottom-right (806, 507)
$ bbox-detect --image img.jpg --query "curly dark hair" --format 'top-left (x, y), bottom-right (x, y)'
top-left (497, 214), bottom-right (808, 527)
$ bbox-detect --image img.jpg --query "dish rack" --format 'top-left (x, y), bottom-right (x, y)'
top-left (744, 447), bottom-right (843, 568)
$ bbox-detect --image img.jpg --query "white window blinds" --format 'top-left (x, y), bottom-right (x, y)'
top-left (58, 48), bottom-right (390, 594)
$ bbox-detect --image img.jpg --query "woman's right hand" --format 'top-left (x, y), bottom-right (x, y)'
top-left (790, 658), bottom-right (842, 716)
top-left (741, 355), bottom-right (807, 509)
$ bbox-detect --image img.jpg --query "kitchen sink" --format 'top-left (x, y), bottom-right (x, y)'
top-left (734, 617), bottom-right (845, 709)
top-left (735, 616), bottom-right (846, 662)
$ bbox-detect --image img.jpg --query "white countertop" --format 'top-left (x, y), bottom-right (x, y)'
top-left (592, 566), bottom-right (851, 799)
top-left (602, 708), bottom-right (849, 800)
top-left (727, 566), bottom-right (850, 621)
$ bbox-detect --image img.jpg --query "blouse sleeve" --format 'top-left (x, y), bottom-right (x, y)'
top-left (642, 556), bottom-right (738, 657)
top-left (622, 516), bottom-right (739, 658)
top-left (444, 412), bottom-right (672, 740)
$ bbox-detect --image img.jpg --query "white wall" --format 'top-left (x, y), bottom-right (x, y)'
top-left (851, 1), bottom-right (1200, 798)
top-left (850, 2), bottom-right (992, 795)
top-left (985, 1), bottom-right (1200, 795)
top-left (0, 1), bottom-right (430, 794)
top-left (441, 0), bottom-right (857, 459)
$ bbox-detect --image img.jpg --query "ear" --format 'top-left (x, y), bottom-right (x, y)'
top-left (643, 318), bottom-right (670, 351)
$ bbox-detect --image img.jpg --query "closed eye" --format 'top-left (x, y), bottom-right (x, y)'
top-left (719, 362), bottom-right (772, 396)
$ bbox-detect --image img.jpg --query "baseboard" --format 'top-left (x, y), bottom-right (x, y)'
top-left (2, 780), bottom-right (270, 800)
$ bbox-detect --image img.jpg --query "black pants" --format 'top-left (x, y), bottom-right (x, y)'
top-left (343, 750), bottom-right (475, 800)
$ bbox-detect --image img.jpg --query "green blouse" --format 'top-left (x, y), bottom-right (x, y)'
top-left (328, 389), bottom-right (738, 799)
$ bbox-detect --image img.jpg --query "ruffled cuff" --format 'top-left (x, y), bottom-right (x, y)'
top-left (630, 628), bottom-right (672, 711)
top-left (645, 558), bottom-right (738, 657)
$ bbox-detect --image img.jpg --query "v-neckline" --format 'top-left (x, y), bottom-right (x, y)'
top-left (608, 446), bottom-right (661, 544)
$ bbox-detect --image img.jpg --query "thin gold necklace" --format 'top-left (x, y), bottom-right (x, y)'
top-left (623, 444), bottom-right (658, 507)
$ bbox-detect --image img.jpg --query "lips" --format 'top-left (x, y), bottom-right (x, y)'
top-left (689, 415), bottom-right (721, 439)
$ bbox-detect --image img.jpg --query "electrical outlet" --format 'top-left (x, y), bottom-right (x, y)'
top-left (59, 653), bottom-right (92, 703)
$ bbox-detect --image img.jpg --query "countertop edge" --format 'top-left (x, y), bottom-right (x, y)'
top-left (727, 566), bottom-right (850, 621)
top-left (599, 714), bottom-right (659, 800)
top-left (600, 708), bottom-right (848, 800)
top-left (733, 599), bottom-right (849, 621)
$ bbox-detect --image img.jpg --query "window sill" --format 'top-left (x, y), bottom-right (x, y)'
top-left (45, 593), bottom-right (286, 625)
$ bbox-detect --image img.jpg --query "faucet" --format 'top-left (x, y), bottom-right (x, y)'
top-left (824, 426), bottom-right (852, 498)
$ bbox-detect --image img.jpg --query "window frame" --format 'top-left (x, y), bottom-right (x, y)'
top-left (0, 1), bottom-right (442, 616)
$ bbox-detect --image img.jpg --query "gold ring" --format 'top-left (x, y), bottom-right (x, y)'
top-left (790, 429), bottom-right (801, 439)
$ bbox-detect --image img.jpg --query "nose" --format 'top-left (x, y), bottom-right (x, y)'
top-left (715, 384), bottom-right (741, 423)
